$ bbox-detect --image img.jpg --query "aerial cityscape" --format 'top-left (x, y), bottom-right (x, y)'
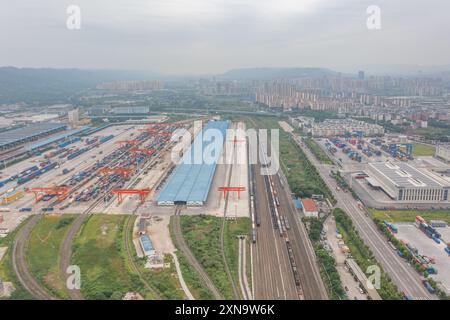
top-left (0, 0), bottom-right (449, 311)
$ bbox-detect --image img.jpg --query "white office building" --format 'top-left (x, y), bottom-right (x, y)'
top-left (436, 145), bottom-right (450, 163)
top-left (366, 162), bottom-right (450, 203)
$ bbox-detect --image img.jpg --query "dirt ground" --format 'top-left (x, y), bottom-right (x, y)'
top-left (324, 216), bottom-right (368, 300)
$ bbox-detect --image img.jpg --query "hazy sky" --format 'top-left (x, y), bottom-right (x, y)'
top-left (1, 0), bottom-right (449, 74)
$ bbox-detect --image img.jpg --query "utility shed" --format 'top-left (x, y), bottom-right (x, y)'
top-left (138, 218), bottom-right (147, 235)
top-left (139, 235), bottom-right (155, 256)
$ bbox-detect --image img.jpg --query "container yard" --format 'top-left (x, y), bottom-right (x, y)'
top-left (0, 122), bottom-right (190, 231)
top-left (313, 131), bottom-right (450, 210)
top-left (393, 219), bottom-right (450, 295)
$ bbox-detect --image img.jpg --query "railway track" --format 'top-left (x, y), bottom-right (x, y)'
top-left (171, 205), bottom-right (224, 300)
top-left (12, 214), bottom-right (57, 300)
top-left (11, 132), bottom-right (144, 301)
top-left (59, 213), bottom-right (88, 300)
top-left (219, 126), bottom-right (241, 300)
top-left (238, 236), bottom-right (251, 300)
top-left (58, 123), bottom-right (189, 300)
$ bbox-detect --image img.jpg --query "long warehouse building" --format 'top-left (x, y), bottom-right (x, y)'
top-left (156, 120), bottom-right (229, 206)
top-left (0, 123), bottom-right (67, 151)
top-left (366, 162), bottom-right (450, 203)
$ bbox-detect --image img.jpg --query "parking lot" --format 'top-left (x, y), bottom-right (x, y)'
top-left (395, 223), bottom-right (450, 294)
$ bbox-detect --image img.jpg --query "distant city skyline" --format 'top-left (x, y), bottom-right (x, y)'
top-left (1, 0), bottom-right (450, 75)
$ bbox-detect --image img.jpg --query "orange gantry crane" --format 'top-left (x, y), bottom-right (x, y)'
top-left (98, 167), bottom-right (133, 178)
top-left (129, 147), bottom-right (156, 156)
top-left (138, 128), bottom-right (173, 137)
top-left (26, 185), bottom-right (70, 203)
top-left (111, 188), bottom-right (151, 205)
top-left (115, 140), bottom-right (139, 146)
top-left (229, 136), bottom-right (246, 144)
top-left (218, 186), bottom-right (246, 199)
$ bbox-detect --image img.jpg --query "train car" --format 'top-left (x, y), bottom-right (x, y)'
top-left (285, 238), bottom-right (301, 287)
top-left (255, 209), bottom-right (261, 226)
top-left (275, 196), bottom-right (280, 207)
top-left (284, 216), bottom-right (291, 230)
top-left (252, 229), bottom-right (257, 244)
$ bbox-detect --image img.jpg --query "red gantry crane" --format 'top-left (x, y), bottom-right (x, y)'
top-left (218, 186), bottom-right (246, 199)
top-left (98, 167), bottom-right (133, 178)
top-left (26, 185), bottom-right (70, 203)
top-left (111, 188), bottom-right (151, 205)
top-left (115, 140), bottom-right (139, 146)
top-left (138, 128), bottom-right (173, 137)
top-left (129, 147), bottom-right (156, 156)
top-left (229, 136), bottom-right (246, 144)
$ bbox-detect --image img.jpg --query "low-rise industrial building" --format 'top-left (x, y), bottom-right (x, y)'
top-left (301, 198), bottom-right (319, 218)
top-left (366, 162), bottom-right (450, 203)
top-left (138, 218), bottom-right (147, 235)
top-left (436, 145), bottom-right (450, 163)
top-left (139, 235), bottom-right (155, 256)
top-left (0, 123), bottom-right (67, 151)
top-left (156, 120), bottom-right (229, 206)
top-left (112, 106), bottom-right (150, 114)
top-left (294, 118), bottom-right (384, 137)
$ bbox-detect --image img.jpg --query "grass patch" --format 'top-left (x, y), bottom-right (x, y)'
top-left (248, 116), bottom-right (335, 202)
top-left (72, 215), bottom-right (142, 300)
top-left (180, 215), bottom-right (234, 299)
top-left (169, 217), bottom-right (213, 300)
top-left (138, 253), bottom-right (186, 300)
top-left (369, 209), bottom-right (450, 224)
top-left (123, 216), bottom-right (185, 300)
top-left (411, 143), bottom-right (436, 157)
top-left (25, 215), bottom-right (75, 299)
top-left (176, 252), bottom-right (213, 300)
top-left (304, 138), bottom-right (333, 165)
top-left (223, 218), bottom-right (251, 297)
top-left (0, 217), bottom-right (34, 300)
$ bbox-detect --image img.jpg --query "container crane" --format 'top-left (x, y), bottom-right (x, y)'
top-left (111, 188), bottom-right (151, 205)
top-left (218, 186), bottom-right (246, 199)
top-left (26, 185), bottom-right (70, 203)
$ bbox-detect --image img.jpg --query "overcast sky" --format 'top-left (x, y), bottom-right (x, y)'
top-left (1, 0), bottom-right (449, 75)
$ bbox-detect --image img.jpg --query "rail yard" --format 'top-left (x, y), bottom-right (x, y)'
top-left (0, 114), bottom-right (446, 302)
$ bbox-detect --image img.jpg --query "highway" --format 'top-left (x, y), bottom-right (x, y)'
top-left (291, 133), bottom-right (435, 300)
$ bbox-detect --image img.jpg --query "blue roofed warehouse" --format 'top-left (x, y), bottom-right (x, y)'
top-left (156, 120), bottom-right (229, 206)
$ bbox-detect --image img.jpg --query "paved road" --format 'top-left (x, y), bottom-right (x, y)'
top-left (292, 134), bottom-right (435, 300)
top-left (12, 215), bottom-right (57, 300)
